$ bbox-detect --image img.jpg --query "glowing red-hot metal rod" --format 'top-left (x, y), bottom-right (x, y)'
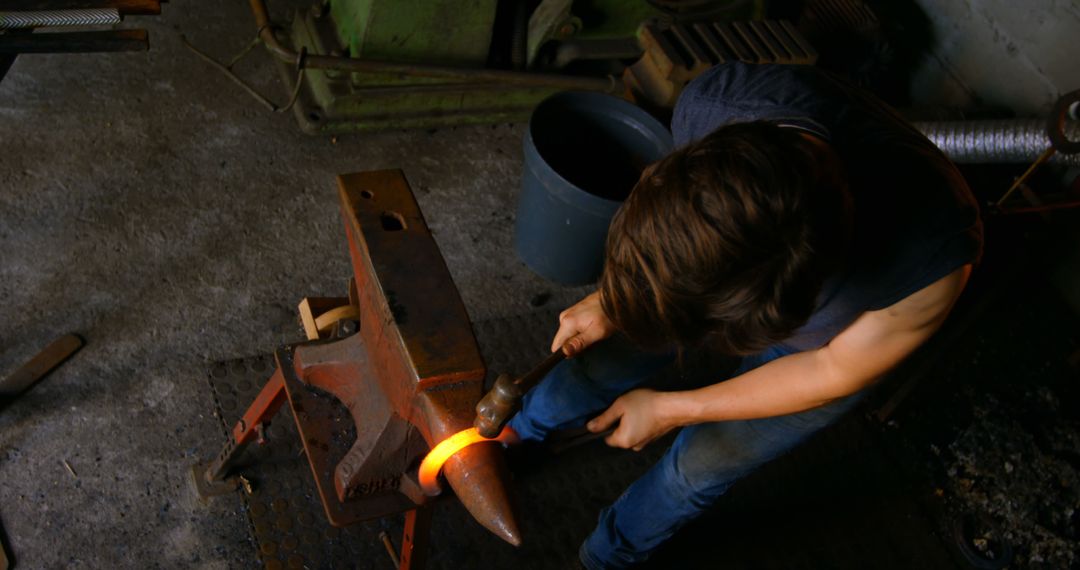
top-left (419, 427), bottom-right (514, 496)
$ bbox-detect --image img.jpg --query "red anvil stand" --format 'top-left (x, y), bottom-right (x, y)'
top-left (194, 170), bottom-right (520, 569)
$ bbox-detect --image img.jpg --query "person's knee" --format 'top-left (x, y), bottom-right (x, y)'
top-left (670, 424), bottom-right (773, 504)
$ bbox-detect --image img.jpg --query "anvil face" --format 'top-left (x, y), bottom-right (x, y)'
top-left (276, 170), bottom-right (519, 545)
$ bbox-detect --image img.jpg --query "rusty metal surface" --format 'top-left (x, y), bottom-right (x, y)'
top-left (277, 342), bottom-right (418, 526)
top-left (266, 170), bottom-right (519, 544)
top-left (195, 169), bottom-right (521, 559)
top-left (338, 170), bottom-right (486, 388)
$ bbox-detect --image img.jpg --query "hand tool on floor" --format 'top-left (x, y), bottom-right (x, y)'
top-left (0, 334), bottom-right (84, 407)
top-left (0, 333), bottom-right (84, 569)
top-left (474, 348), bottom-right (567, 439)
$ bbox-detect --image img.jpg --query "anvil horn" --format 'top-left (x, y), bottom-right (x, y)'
top-left (443, 446), bottom-right (521, 545)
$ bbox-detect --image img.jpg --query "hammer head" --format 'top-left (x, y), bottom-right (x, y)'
top-left (474, 373), bottom-right (521, 439)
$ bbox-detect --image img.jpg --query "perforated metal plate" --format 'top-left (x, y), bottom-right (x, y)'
top-left (206, 355), bottom-right (396, 570)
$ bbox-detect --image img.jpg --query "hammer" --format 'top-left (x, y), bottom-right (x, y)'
top-left (474, 348), bottom-right (567, 439)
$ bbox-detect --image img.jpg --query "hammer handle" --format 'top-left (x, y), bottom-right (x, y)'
top-left (513, 348), bottom-right (566, 392)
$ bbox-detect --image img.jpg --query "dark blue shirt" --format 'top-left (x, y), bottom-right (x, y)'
top-left (673, 63), bottom-right (983, 353)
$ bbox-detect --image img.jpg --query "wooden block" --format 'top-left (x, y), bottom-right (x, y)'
top-left (297, 296), bottom-right (354, 341)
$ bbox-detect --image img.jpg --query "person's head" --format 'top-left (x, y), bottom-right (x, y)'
top-left (599, 121), bottom-right (851, 355)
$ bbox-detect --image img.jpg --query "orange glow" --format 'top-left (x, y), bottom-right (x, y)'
top-left (418, 427), bottom-right (506, 496)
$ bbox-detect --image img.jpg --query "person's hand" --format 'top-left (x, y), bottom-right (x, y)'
top-left (551, 292), bottom-right (615, 357)
top-left (586, 389), bottom-right (679, 451)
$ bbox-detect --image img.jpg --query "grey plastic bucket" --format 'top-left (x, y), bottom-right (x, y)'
top-left (514, 91), bottom-right (674, 285)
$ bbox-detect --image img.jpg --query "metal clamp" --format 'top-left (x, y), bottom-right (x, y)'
top-left (1048, 89), bottom-right (1080, 155)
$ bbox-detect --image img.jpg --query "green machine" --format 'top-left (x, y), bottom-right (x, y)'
top-left (251, 0), bottom-right (792, 133)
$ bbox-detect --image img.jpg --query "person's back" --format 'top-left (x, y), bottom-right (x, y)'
top-left (671, 63), bottom-right (983, 353)
top-left (508, 62), bottom-right (983, 569)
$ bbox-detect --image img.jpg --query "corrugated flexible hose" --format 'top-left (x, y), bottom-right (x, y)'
top-left (914, 119), bottom-right (1080, 166)
top-left (0, 9), bottom-right (122, 29)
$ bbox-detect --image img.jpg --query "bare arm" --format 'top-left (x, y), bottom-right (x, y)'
top-left (591, 264), bottom-right (972, 450)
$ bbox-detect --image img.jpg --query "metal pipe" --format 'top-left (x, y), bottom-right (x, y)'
top-left (914, 119), bottom-right (1080, 166)
top-left (0, 8), bottom-right (121, 28)
top-left (302, 53), bottom-right (619, 91)
top-left (246, 0), bottom-right (620, 93)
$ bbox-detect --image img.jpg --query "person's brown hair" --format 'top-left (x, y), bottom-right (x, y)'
top-left (599, 121), bottom-right (850, 355)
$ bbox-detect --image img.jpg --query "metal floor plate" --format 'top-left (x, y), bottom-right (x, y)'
top-left (206, 355), bottom-right (391, 570)
top-left (204, 309), bottom-right (956, 569)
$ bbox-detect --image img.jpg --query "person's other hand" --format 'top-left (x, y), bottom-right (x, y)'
top-left (586, 389), bottom-right (678, 451)
top-left (551, 291), bottom-right (615, 357)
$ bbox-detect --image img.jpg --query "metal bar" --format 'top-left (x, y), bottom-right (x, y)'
top-left (246, 0), bottom-right (618, 93)
top-left (997, 146), bottom-right (1056, 206)
top-left (398, 506), bottom-right (432, 570)
top-left (229, 368), bottom-right (287, 444)
top-left (0, 334), bottom-right (83, 400)
top-left (1002, 199), bottom-right (1080, 215)
top-left (0, 29), bottom-right (147, 53)
top-left (1, 1), bottom-right (161, 15)
top-left (203, 368), bottom-right (287, 482)
top-left (550, 37), bottom-right (642, 69)
top-left (0, 9), bottom-right (121, 29)
top-left (303, 53), bottom-right (617, 91)
top-left (379, 531), bottom-right (401, 568)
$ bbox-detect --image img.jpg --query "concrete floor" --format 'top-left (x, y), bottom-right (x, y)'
top-left (0, 1), bottom-right (587, 567)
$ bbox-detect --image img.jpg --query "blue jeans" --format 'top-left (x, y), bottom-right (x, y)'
top-left (508, 336), bottom-right (865, 569)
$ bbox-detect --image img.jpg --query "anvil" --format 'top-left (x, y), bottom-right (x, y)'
top-left (197, 170), bottom-right (519, 549)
